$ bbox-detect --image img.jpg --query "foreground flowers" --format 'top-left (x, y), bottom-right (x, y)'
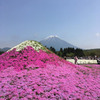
top-left (0, 43), bottom-right (100, 100)
top-left (0, 63), bottom-right (100, 100)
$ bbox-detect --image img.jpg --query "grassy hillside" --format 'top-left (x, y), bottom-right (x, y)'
top-left (83, 49), bottom-right (100, 56)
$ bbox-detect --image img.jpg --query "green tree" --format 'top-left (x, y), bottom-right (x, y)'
top-left (90, 52), bottom-right (95, 57)
top-left (49, 46), bottom-right (56, 54)
top-left (66, 53), bottom-right (74, 57)
top-left (75, 48), bottom-right (84, 57)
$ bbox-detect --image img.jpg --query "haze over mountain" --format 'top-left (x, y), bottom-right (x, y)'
top-left (40, 35), bottom-right (77, 51)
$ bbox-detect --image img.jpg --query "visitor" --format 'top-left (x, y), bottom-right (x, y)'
top-left (97, 58), bottom-right (100, 64)
top-left (74, 56), bottom-right (78, 64)
top-left (64, 56), bottom-right (66, 60)
top-left (95, 55), bottom-right (97, 60)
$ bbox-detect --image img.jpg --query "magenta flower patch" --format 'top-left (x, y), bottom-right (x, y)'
top-left (0, 46), bottom-right (100, 100)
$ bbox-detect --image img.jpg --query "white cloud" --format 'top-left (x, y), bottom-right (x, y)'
top-left (96, 32), bottom-right (100, 37)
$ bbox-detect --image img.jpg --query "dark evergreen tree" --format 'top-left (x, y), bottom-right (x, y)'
top-left (75, 48), bottom-right (84, 57)
top-left (49, 46), bottom-right (56, 54)
top-left (90, 52), bottom-right (96, 57)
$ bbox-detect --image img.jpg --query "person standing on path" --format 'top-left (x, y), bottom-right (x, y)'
top-left (74, 56), bottom-right (78, 64)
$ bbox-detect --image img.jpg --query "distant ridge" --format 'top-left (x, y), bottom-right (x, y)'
top-left (40, 35), bottom-right (77, 51)
top-left (0, 47), bottom-right (11, 52)
top-left (84, 48), bottom-right (100, 56)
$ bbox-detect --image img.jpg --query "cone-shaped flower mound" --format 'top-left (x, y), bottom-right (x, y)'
top-left (0, 40), bottom-right (100, 100)
top-left (7, 40), bottom-right (47, 52)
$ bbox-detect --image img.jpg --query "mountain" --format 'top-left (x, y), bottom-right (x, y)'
top-left (0, 47), bottom-right (11, 52)
top-left (0, 48), bottom-right (2, 51)
top-left (40, 35), bottom-right (77, 51)
top-left (2, 47), bottom-right (11, 52)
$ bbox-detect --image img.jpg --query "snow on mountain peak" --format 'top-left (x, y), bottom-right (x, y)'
top-left (40, 36), bottom-right (77, 50)
top-left (45, 35), bottom-right (59, 40)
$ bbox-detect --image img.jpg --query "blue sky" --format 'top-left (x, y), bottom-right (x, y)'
top-left (0, 0), bottom-right (100, 49)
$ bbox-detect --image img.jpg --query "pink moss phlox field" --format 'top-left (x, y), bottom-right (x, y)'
top-left (0, 46), bottom-right (74, 71)
top-left (0, 46), bottom-right (100, 100)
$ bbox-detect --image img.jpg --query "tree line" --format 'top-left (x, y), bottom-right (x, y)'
top-left (49, 47), bottom-right (84, 58)
top-left (48, 46), bottom-right (100, 58)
